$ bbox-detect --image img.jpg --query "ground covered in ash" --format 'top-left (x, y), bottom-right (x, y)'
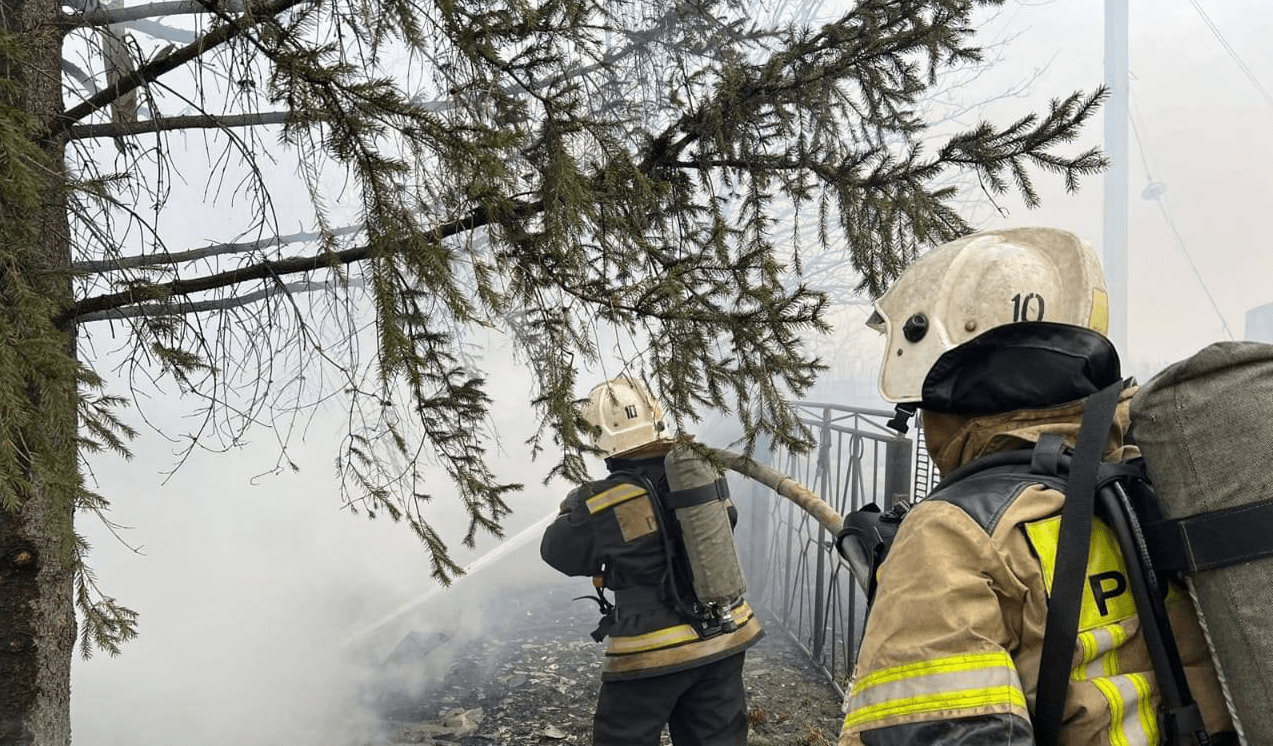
top-left (359, 578), bottom-right (845, 745)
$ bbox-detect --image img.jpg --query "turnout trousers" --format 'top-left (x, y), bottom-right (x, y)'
top-left (593, 651), bottom-right (748, 746)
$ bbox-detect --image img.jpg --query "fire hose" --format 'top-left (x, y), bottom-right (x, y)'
top-left (708, 447), bottom-right (873, 593)
top-left (345, 444), bottom-right (866, 650)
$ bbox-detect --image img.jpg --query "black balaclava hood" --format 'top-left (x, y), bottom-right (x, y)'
top-left (919, 321), bottom-right (1121, 416)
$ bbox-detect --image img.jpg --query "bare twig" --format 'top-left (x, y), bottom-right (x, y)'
top-left (50, 0), bottom-right (310, 142)
top-left (69, 110), bottom-right (292, 140)
top-left (73, 224), bottom-right (363, 273)
top-left (68, 0), bottom-right (249, 26)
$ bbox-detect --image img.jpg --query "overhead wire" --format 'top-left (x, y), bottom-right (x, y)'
top-left (1186, 0), bottom-right (1273, 111)
top-left (1127, 88), bottom-right (1235, 340)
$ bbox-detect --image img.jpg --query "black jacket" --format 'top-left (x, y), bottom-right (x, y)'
top-left (541, 455), bottom-right (762, 681)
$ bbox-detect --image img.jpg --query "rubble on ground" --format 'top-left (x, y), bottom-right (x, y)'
top-left (360, 580), bottom-right (843, 745)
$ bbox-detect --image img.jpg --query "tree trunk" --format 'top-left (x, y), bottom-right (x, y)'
top-left (1, 0), bottom-right (78, 741)
top-left (0, 504), bottom-right (74, 746)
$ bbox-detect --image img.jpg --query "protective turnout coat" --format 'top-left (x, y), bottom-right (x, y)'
top-left (541, 455), bottom-right (763, 682)
top-left (839, 391), bottom-right (1234, 745)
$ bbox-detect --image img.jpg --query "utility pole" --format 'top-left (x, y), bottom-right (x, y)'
top-left (1104, 0), bottom-right (1129, 354)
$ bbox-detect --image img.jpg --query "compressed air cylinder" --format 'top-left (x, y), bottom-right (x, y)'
top-left (1130, 340), bottom-right (1273, 743)
top-left (675, 498), bottom-right (747, 608)
top-left (665, 444), bottom-right (747, 609)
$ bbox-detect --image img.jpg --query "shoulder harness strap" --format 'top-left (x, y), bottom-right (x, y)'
top-left (1033, 380), bottom-right (1124, 746)
top-left (1032, 383), bottom-right (1212, 746)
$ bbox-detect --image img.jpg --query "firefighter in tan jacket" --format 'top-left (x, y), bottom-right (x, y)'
top-left (839, 228), bottom-right (1236, 745)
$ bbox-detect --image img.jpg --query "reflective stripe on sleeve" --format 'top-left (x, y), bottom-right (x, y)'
top-left (1073, 623), bottom-right (1128, 681)
top-left (842, 651), bottom-right (1029, 732)
top-left (1092, 673), bottom-right (1159, 746)
top-left (1071, 622), bottom-right (1157, 744)
top-left (586, 484), bottom-right (646, 513)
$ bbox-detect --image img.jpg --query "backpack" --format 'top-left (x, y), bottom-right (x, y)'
top-left (1130, 341), bottom-right (1273, 745)
top-left (586, 467), bottom-right (745, 642)
top-left (836, 349), bottom-right (1273, 746)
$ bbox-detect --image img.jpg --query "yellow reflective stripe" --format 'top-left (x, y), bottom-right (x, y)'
top-left (852, 651), bottom-right (1015, 693)
top-left (1076, 623), bottom-right (1157, 745)
top-left (842, 686), bottom-right (1028, 730)
top-left (1094, 676), bottom-right (1130, 746)
top-left (1090, 288), bottom-right (1110, 335)
top-left (586, 484), bottom-right (646, 513)
top-left (1104, 624), bottom-right (1128, 678)
top-left (1131, 673), bottom-right (1159, 746)
top-left (1074, 624), bottom-right (1129, 681)
top-left (602, 615), bottom-right (762, 676)
top-left (1092, 673), bottom-right (1157, 746)
top-left (607, 624), bottom-right (699, 654)
top-left (844, 652), bottom-right (1027, 733)
top-left (1074, 631), bottom-right (1098, 681)
top-left (607, 601), bottom-right (753, 655)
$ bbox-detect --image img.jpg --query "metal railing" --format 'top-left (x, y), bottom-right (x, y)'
top-left (732, 401), bottom-right (935, 696)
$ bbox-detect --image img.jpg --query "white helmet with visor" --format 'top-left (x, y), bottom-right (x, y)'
top-left (868, 227), bottom-right (1116, 417)
top-left (581, 375), bottom-right (672, 458)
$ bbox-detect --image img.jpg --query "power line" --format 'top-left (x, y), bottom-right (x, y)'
top-left (1186, 0), bottom-right (1273, 111)
top-left (1126, 92), bottom-right (1157, 181)
top-left (1127, 90), bottom-right (1235, 340)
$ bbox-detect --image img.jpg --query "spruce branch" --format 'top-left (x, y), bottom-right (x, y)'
top-left (72, 224), bottom-right (363, 273)
top-left (68, 0), bottom-right (251, 26)
top-left (75, 278), bottom-right (367, 322)
top-left (69, 110), bottom-right (291, 139)
top-left (49, 0), bottom-right (310, 142)
top-left (63, 199), bottom-right (542, 322)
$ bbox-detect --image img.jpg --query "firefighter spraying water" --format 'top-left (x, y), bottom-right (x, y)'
top-left (540, 375), bottom-right (763, 746)
top-left (539, 374), bottom-right (862, 746)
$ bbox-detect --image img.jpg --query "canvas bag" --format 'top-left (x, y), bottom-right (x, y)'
top-left (1130, 340), bottom-right (1273, 744)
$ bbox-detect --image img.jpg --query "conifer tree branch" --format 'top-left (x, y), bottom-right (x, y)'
top-left (76, 278), bottom-right (364, 322)
top-left (67, 0), bottom-right (250, 27)
top-left (73, 224), bottom-right (363, 272)
top-left (63, 200), bottom-right (542, 323)
top-left (48, 0), bottom-right (309, 142)
top-left (68, 110), bottom-right (291, 140)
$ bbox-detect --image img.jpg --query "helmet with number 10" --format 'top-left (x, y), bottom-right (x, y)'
top-left (581, 375), bottom-right (672, 458)
top-left (868, 227), bottom-right (1113, 413)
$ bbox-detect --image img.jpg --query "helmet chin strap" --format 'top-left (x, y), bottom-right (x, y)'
top-left (885, 403), bottom-right (917, 434)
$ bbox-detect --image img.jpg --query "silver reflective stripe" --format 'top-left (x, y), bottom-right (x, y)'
top-left (1092, 673), bottom-right (1157, 746)
top-left (844, 651), bottom-right (1029, 732)
top-left (1076, 624), bottom-right (1126, 681)
top-left (848, 665), bottom-right (1022, 713)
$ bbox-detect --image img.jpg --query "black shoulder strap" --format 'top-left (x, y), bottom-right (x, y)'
top-left (1143, 498), bottom-right (1273, 573)
top-left (931, 447), bottom-right (1035, 490)
top-left (605, 468), bottom-right (705, 626)
top-left (1033, 381), bottom-right (1124, 746)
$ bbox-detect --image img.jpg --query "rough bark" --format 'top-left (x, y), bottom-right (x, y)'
top-left (0, 502), bottom-right (75, 746)
top-left (0, 0), bottom-right (78, 741)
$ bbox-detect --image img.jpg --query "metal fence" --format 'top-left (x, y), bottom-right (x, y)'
top-left (732, 402), bottom-right (936, 696)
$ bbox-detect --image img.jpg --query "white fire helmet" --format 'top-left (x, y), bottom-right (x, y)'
top-left (868, 227), bottom-right (1110, 404)
top-left (581, 375), bottom-right (671, 458)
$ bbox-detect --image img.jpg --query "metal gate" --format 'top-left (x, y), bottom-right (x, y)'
top-left (732, 402), bottom-right (935, 696)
